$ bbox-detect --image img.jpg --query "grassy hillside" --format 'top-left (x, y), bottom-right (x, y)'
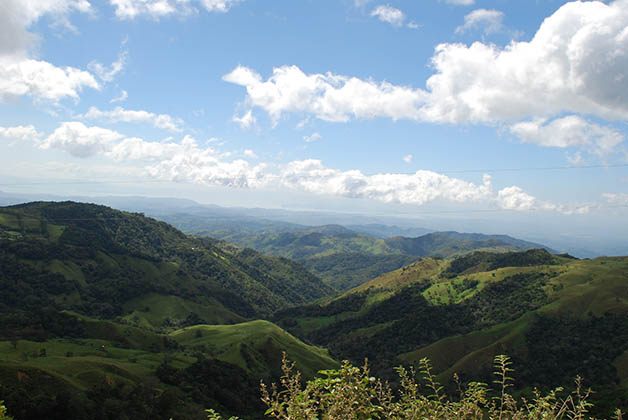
top-left (272, 250), bottom-right (628, 412)
top-left (200, 225), bottom-right (551, 290)
top-left (0, 314), bottom-right (336, 420)
top-left (0, 201), bottom-right (333, 324)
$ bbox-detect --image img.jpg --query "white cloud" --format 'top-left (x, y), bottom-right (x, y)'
top-left (303, 132), bottom-right (321, 143)
top-left (455, 9), bottom-right (504, 35)
top-left (371, 5), bottom-right (405, 27)
top-left (41, 122), bottom-right (124, 158)
top-left (407, 22), bottom-right (420, 30)
top-left (81, 106), bottom-right (184, 132)
top-left (403, 154), bottom-right (413, 163)
top-left (280, 160), bottom-right (493, 205)
top-left (510, 116), bottom-right (625, 155)
top-left (425, 0), bottom-right (628, 124)
top-left (109, 0), bottom-right (240, 20)
top-left (0, 0), bottom-right (99, 103)
top-left (232, 109), bottom-right (256, 129)
top-left (110, 89), bottom-right (128, 103)
top-left (89, 49), bottom-right (128, 82)
top-left (0, 58), bottom-right (99, 102)
top-left (0, 0), bottom-right (92, 57)
top-left (243, 149), bottom-right (257, 158)
top-left (223, 65), bottom-right (425, 123)
top-left (496, 186), bottom-right (536, 211)
top-left (0, 125), bottom-right (44, 142)
top-left (445, 0), bottom-right (474, 5)
top-left (226, 0), bottom-right (628, 130)
top-left (27, 122), bottom-right (589, 212)
top-left (603, 193), bottom-right (628, 206)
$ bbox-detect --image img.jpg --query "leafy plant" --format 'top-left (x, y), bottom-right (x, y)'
top-left (209, 353), bottom-right (621, 420)
top-left (0, 401), bottom-right (13, 420)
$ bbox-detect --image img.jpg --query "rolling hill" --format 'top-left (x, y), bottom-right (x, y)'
top-left (0, 201), bottom-right (338, 419)
top-left (201, 225), bottom-right (554, 290)
top-left (272, 249), bottom-right (628, 414)
top-left (0, 201), bottom-right (333, 324)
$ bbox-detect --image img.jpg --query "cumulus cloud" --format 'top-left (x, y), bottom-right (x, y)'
top-left (41, 122), bottom-right (124, 158)
top-left (455, 9), bottom-right (503, 35)
top-left (81, 106), bottom-right (184, 132)
top-left (28, 122), bottom-right (584, 213)
top-left (403, 154), bottom-right (413, 163)
top-left (109, 0), bottom-right (241, 20)
top-left (0, 0), bottom-right (92, 57)
top-left (496, 186), bottom-right (536, 211)
top-left (424, 0), bottom-right (628, 124)
top-left (223, 65), bottom-right (425, 123)
top-left (510, 116), bottom-right (625, 156)
top-left (280, 160), bottom-right (493, 205)
top-left (0, 58), bottom-right (99, 102)
top-left (225, 0), bottom-right (628, 158)
top-left (232, 109), bottom-right (256, 129)
top-left (303, 132), bottom-right (321, 143)
top-left (0, 125), bottom-right (44, 142)
top-left (0, 0), bottom-right (99, 102)
top-left (371, 5), bottom-right (405, 27)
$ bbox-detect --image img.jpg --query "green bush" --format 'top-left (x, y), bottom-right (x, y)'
top-left (209, 354), bottom-right (623, 420)
top-left (0, 400), bottom-right (13, 420)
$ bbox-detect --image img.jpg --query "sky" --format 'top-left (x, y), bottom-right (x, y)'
top-left (0, 0), bottom-right (627, 252)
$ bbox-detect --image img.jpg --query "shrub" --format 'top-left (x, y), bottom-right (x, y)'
top-left (209, 353), bottom-right (624, 420)
top-left (0, 400), bottom-right (13, 420)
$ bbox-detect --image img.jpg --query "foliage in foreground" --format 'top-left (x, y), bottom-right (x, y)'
top-left (208, 354), bottom-right (624, 420)
top-left (0, 400), bottom-right (13, 420)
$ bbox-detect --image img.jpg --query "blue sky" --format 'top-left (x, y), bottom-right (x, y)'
top-left (1, 0), bottom-right (627, 251)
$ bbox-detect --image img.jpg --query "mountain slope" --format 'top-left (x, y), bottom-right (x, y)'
top-left (0, 201), bottom-right (333, 324)
top-left (202, 226), bottom-right (552, 290)
top-left (272, 250), bottom-right (628, 412)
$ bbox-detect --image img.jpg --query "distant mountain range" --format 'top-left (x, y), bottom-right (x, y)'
top-left (1, 200), bottom-right (627, 419)
top-left (195, 223), bottom-right (554, 290)
top-left (3, 190), bottom-right (618, 257)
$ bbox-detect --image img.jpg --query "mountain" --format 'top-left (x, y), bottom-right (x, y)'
top-left (0, 201), bottom-right (337, 420)
top-left (201, 226), bottom-right (554, 290)
top-left (272, 249), bottom-right (628, 414)
top-left (0, 201), bottom-right (333, 323)
top-left (383, 231), bottom-right (555, 257)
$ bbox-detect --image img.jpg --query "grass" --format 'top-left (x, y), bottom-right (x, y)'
top-left (397, 256), bottom-right (628, 384)
top-left (121, 293), bottom-right (244, 329)
top-left (170, 320), bottom-right (337, 378)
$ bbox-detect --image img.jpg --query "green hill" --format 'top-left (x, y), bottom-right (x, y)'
top-left (0, 201), bottom-right (338, 419)
top-left (202, 226), bottom-right (551, 290)
top-left (0, 201), bottom-right (333, 325)
top-left (272, 250), bottom-right (628, 413)
top-left (0, 314), bottom-right (336, 420)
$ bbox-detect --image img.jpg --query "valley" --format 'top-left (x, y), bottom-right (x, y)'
top-left (0, 201), bottom-right (627, 419)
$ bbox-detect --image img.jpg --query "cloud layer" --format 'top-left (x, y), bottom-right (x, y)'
top-left (19, 121), bottom-right (579, 213)
top-left (225, 0), bottom-right (628, 154)
top-left (81, 106), bottom-right (184, 132)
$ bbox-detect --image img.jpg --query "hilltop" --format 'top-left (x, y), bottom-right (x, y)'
top-left (273, 249), bottom-right (628, 413)
top-left (0, 201), bottom-right (337, 419)
top-left (197, 223), bottom-right (552, 290)
top-left (0, 201), bottom-right (333, 324)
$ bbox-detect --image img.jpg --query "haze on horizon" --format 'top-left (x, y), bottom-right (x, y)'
top-left (0, 0), bottom-right (627, 255)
